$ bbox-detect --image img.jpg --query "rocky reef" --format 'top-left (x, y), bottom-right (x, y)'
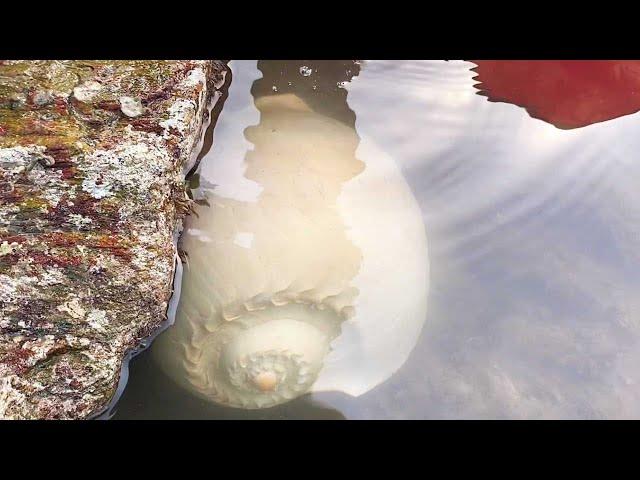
top-left (0, 60), bottom-right (227, 419)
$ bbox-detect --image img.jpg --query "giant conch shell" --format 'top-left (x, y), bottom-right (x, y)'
top-left (152, 92), bottom-right (429, 409)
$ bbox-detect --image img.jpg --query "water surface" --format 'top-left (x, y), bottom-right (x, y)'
top-left (114, 60), bottom-right (640, 419)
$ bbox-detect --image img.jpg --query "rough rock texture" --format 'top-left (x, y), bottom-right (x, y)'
top-left (0, 60), bottom-right (227, 419)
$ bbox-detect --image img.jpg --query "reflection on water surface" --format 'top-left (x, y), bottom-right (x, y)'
top-left (115, 60), bottom-right (640, 419)
top-left (472, 60), bottom-right (640, 129)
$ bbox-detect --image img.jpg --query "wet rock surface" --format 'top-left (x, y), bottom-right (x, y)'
top-left (0, 60), bottom-right (226, 419)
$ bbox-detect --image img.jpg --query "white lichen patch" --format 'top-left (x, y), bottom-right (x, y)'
top-left (0, 146), bottom-right (66, 212)
top-left (81, 141), bottom-right (172, 200)
top-left (81, 177), bottom-right (113, 199)
top-left (119, 96), bottom-right (144, 118)
top-left (67, 214), bottom-right (93, 229)
top-left (72, 80), bottom-right (103, 102)
top-left (0, 145), bottom-right (45, 172)
top-left (15, 275), bottom-right (39, 288)
top-left (32, 90), bottom-right (54, 106)
top-left (57, 298), bottom-right (86, 319)
top-left (160, 99), bottom-right (196, 136)
top-left (0, 376), bottom-right (26, 420)
top-left (39, 268), bottom-right (66, 286)
top-left (181, 68), bottom-right (206, 88)
top-left (0, 275), bottom-right (18, 303)
top-left (30, 169), bottom-right (65, 207)
top-left (86, 309), bottom-right (108, 332)
top-left (0, 241), bottom-right (19, 256)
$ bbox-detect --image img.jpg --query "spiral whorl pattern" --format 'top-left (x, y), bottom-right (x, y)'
top-left (227, 350), bottom-right (317, 397)
top-left (172, 302), bottom-right (346, 409)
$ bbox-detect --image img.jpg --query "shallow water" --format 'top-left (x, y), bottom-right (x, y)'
top-left (114, 60), bottom-right (640, 419)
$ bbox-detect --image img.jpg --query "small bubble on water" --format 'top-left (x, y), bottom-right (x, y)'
top-left (272, 85), bottom-right (278, 92)
top-left (299, 66), bottom-right (313, 77)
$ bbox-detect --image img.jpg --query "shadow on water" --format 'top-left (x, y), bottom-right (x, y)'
top-left (251, 60), bottom-right (361, 127)
top-left (113, 350), bottom-right (346, 419)
top-left (188, 62), bottom-right (233, 176)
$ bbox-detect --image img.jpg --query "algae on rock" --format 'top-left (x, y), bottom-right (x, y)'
top-left (0, 60), bottom-right (227, 419)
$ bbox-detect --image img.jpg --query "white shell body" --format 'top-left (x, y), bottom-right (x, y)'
top-left (153, 90), bottom-right (429, 408)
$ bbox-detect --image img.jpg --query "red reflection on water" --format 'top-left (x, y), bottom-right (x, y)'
top-left (470, 60), bottom-right (640, 129)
